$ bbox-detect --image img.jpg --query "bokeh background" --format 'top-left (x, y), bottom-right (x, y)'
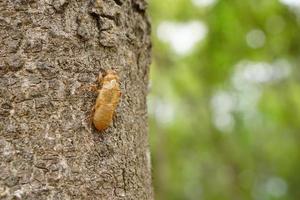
top-left (147, 0), bottom-right (300, 199)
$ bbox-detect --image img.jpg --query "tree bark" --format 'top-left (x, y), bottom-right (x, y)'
top-left (0, 0), bottom-right (152, 199)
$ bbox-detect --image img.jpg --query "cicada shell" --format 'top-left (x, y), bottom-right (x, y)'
top-left (93, 70), bottom-right (121, 131)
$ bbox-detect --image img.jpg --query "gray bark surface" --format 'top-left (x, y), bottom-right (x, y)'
top-left (0, 0), bottom-right (152, 199)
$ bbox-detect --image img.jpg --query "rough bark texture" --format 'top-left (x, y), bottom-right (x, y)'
top-left (0, 0), bottom-right (152, 199)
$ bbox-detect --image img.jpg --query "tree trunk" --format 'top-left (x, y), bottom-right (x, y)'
top-left (0, 0), bottom-right (152, 199)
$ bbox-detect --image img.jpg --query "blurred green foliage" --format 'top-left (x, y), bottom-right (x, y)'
top-left (148, 0), bottom-right (300, 199)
